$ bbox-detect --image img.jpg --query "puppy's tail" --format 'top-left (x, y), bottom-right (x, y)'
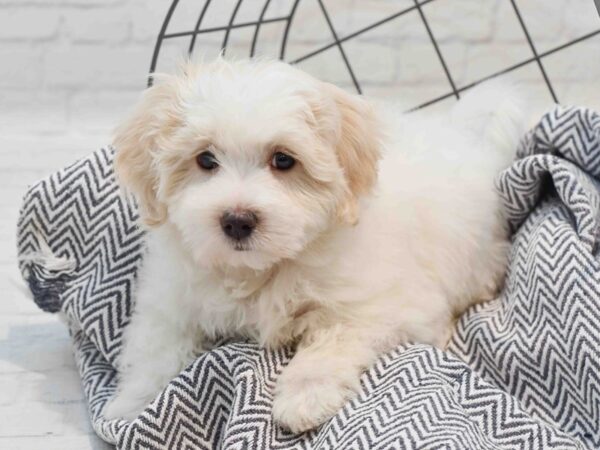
top-left (452, 78), bottom-right (528, 168)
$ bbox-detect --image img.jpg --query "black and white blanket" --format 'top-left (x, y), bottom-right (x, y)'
top-left (17, 105), bottom-right (600, 449)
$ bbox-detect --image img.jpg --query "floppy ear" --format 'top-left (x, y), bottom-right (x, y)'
top-left (113, 74), bottom-right (184, 227)
top-left (324, 83), bottom-right (381, 225)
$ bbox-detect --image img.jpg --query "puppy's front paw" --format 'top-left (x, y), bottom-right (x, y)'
top-left (272, 371), bottom-right (358, 433)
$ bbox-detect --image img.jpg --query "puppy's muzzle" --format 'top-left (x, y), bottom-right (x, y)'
top-left (220, 210), bottom-right (258, 241)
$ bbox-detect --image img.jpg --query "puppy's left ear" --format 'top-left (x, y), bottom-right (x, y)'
top-left (325, 83), bottom-right (381, 225)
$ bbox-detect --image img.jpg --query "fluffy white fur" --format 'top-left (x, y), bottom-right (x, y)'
top-left (104, 58), bottom-right (525, 433)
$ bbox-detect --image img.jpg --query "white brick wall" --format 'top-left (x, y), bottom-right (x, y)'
top-left (0, 0), bottom-right (598, 145)
top-left (0, 0), bottom-right (161, 147)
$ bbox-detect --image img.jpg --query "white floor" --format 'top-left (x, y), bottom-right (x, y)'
top-left (0, 134), bottom-right (114, 450)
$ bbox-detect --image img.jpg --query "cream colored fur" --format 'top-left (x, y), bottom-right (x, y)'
top-left (104, 58), bottom-right (524, 433)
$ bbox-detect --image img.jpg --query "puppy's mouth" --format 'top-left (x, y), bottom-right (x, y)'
top-left (232, 241), bottom-right (251, 252)
top-left (221, 233), bottom-right (255, 251)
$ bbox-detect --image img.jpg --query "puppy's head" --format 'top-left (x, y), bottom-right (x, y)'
top-left (114, 59), bottom-right (380, 270)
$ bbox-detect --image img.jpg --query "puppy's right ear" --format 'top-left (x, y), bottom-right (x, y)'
top-left (323, 83), bottom-right (382, 225)
top-left (113, 74), bottom-right (183, 227)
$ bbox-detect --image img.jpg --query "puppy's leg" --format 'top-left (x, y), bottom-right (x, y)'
top-left (272, 292), bottom-right (454, 432)
top-left (104, 304), bottom-right (203, 420)
top-left (272, 323), bottom-right (392, 433)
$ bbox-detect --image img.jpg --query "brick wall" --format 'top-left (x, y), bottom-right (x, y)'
top-left (0, 0), bottom-right (599, 153)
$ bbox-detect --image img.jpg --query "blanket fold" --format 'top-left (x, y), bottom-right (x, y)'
top-left (17, 105), bottom-right (600, 449)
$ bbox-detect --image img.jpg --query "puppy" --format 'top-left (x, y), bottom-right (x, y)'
top-left (104, 58), bottom-right (524, 432)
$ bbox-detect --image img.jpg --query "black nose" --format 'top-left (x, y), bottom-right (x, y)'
top-left (220, 211), bottom-right (258, 240)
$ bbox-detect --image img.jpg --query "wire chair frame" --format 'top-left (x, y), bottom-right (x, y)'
top-left (149, 0), bottom-right (600, 110)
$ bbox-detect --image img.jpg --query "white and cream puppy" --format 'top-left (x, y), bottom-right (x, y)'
top-left (104, 58), bottom-right (524, 432)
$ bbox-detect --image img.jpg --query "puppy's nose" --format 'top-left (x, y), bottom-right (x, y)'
top-left (220, 211), bottom-right (257, 240)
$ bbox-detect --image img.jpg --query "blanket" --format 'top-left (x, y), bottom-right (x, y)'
top-left (17, 105), bottom-right (600, 449)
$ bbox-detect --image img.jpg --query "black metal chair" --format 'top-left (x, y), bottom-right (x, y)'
top-left (149, 0), bottom-right (600, 110)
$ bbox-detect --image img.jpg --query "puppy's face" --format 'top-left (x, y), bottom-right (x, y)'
top-left (114, 60), bottom-right (380, 271)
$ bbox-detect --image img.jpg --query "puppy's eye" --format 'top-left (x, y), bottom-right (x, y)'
top-left (197, 151), bottom-right (219, 171)
top-left (271, 151), bottom-right (295, 171)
